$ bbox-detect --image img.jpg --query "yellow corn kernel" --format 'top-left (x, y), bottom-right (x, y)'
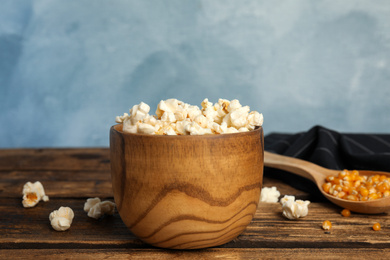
top-left (326, 176), bottom-right (335, 182)
top-left (372, 175), bottom-right (380, 183)
top-left (337, 191), bottom-right (346, 199)
top-left (322, 220), bottom-right (332, 230)
top-left (372, 223), bottom-right (381, 231)
top-left (346, 195), bottom-right (359, 201)
top-left (341, 209), bottom-right (351, 217)
top-left (322, 183), bottom-right (331, 193)
top-left (323, 170), bottom-right (388, 202)
top-left (368, 193), bottom-right (379, 200)
top-left (359, 187), bottom-right (369, 197)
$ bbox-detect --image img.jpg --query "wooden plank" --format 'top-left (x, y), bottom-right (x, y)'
top-left (2, 198), bottom-right (390, 249)
top-left (0, 170), bottom-right (308, 200)
top-left (2, 248), bottom-right (390, 259)
top-left (0, 170), bottom-right (113, 198)
top-left (2, 148), bottom-right (390, 258)
top-left (0, 148), bottom-right (110, 171)
top-left (0, 148), bottom-right (311, 200)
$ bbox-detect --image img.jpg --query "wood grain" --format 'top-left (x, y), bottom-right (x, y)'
top-left (2, 198), bottom-right (390, 249)
top-left (110, 125), bottom-right (264, 249)
top-left (3, 248), bottom-right (390, 260)
top-left (2, 148), bottom-right (390, 258)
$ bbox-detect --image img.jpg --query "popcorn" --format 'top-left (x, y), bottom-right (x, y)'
top-left (156, 99), bottom-right (180, 118)
top-left (247, 111), bottom-right (264, 131)
top-left (84, 197), bottom-right (116, 219)
top-left (22, 181), bottom-right (49, 208)
top-left (260, 186), bottom-right (281, 203)
top-left (116, 98), bottom-right (263, 135)
top-left (280, 195), bottom-right (310, 220)
top-left (186, 105), bottom-right (202, 121)
top-left (138, 122), bottom-right (156, 134)
top-left (49, 206), bottom-right (74, 231)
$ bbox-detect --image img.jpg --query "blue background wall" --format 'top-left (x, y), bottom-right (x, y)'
top-left (1, 0), bottom-right (389, 148)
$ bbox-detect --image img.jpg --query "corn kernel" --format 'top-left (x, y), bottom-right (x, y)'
top-left (322, 220), bottom-right (332, 230)
top-left (323, 170), bottom-right (390, 202)
top-left (359, 187), bottom-right (369, 197)
top-left (341, 209), bottom-right (351, 217)
top-left (372, 223), bottom-right (381, 231)
top-left (322, 183), bottom-right (331, 193)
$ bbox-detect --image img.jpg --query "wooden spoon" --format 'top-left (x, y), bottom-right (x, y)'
top-left (264, 151), bottom-right (390, 214)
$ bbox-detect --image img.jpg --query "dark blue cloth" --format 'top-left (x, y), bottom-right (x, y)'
top-left (264, 125), bottom-right (390, 201)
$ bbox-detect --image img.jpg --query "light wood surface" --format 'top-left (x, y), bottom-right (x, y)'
top-left (110, 125), bottom-right (264, 249)
top-left (264, 151), bottom-right (390, 214)
top-left (1, 148), bottom-right (390, 259)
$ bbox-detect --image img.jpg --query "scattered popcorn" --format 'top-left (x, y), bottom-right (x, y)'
top-left (22, 181), bottom-right (49, 208)
top-left (84, 197), bottom-right (116, 219)
top-left (260, 186), bottom-right (281, 203)
top-left (115, 98), bottom-right (263, 135)
top-left (49, 206), bottom-right (74, 231)
top-left (280, 195), bottom-right (310, 220)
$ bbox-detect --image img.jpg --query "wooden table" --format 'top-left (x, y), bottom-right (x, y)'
top-left (1, 148), bottom-right (390, 259)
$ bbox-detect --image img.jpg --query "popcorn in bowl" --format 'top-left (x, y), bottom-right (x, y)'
top-left (115, 98), bottom-right (263, 135)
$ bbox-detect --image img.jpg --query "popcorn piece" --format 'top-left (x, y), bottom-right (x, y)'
top-left (115, 113), bottom-right (129, 123)
top-left (260, 186), bottom-right (281, 203)
top-left (174, 108), bottom-right (188, 121)
top-left (280, 195), bottom-right (310, 220)
top-left (155, 122), bottom-right (177, 135)
top-left (116, 98), bottom-right (263, 135)
top-left (122, 117), bottom-right (138, 133)
top-left (129, 102), bottom-right (150, 124)
top-left (186, 105), bottom-right (202, 121)
top-left (201, 98), bottom-right (213, 110)
top-left (161, 111), bottom-right (176, 123)
top-left (202, 106), bottom-right (218, 121)
top-left (185, 122), bottom-right (212, 135)
top-left (175, 120), bottom-right (191, 135)
top-left (84, 197), bottom-right (116, 219)
top-left (22, 181), bottom-right (49, 208)
top-left (194, 114), bottom-right (209, 128)
top-left (229, 106), bottom-right (250, 129)
top-left (156, 99), bottom-right (179, 118)
top-left (247, 111), bottom-right (263, 130)
top-left (223, 127), bottom-right (239, 134)
top-left (138, 123), bottom-right (156, 134)
top-left (49, 206), bottom-right (74, 231)
top-left (227, 99), bottom-right (242, 112)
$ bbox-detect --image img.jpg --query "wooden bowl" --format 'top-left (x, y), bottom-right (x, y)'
top-left (110, 124), bottom-right (264, 249)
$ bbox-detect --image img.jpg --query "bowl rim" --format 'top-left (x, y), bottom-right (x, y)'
top-left (111, 124), bottom-right (263, 140)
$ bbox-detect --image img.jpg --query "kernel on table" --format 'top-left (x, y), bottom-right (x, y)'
top-left (322, 170), bottom-right (390, 201)
top-left (115, 98), bottom-right (263, 135)
top-left (322, 220), bottom-right (332, 230)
